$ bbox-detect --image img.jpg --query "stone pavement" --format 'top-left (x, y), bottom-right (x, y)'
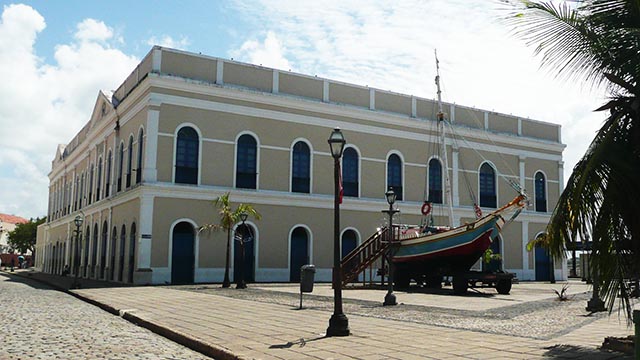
top-left (0, 272), bottom-right (211, 360)
top-left (5, 269), bottom-right (636, 359)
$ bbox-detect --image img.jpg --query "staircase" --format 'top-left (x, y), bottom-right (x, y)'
top-left (340, 227), bottom-right (391, 287)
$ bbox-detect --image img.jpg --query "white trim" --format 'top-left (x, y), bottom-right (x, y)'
top-left (272, 70), bottom-right (279, 93)
top-left (168, 218), bottom-right (199, 282)
top-left (521, 220), bottom-right (529, 272)
top-left (289, 138), bottom-right (314, 194)
top-left (385, 150), bottom-right (405, 201)
top-left (323, 80), bottom-right (329, 102)
top-left (172, 123), bottom-right (203, 185)
top-left (287, 224), bottom-right (313, 280)
top-left (233, 131), bottom-right (261, 190)
top-left (369, 88), bottom-right (375, 110)
top-left (216, 59), bottom-right (224, 85)
top-left (152, 48), bottom-right (162, 72)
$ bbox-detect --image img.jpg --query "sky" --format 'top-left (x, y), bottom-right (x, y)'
top-left (0, 0), bottom-right (607, 219)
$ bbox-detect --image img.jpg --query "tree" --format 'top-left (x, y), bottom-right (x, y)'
top-left (507, 0), bottom-right (639, 319)
top-left (200, 193), bottom-right (261, 288)
top-left (7, 217), bottom-right (46, 255)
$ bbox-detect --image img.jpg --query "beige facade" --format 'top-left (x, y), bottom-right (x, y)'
top-left (36, 46), bottom-right (566, 285)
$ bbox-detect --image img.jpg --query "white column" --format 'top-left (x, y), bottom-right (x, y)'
top-left (449, 104), bottom-right (456, 123)
top-left (517, 118), bottom-right (522, 136)
top-left (558, 161), bottom-right (564, 194)
top-left (522, 220), bottom-right (529, 278)
top-left (519, 155), bottom-right (526, 194)
top-left (484, 112), bottom-right (489, 130)
top-left (216, 59), bottom-right (224, 85)
top-left (323, 80), bottom-right (329, 102)
top-left (137, 194), bottom-right (154, 270)
top-left (452, 148), bottom-right (460, 206)
top-left (152, 48), bottom-right (162, 72)
top-left (369, 88), bottom-right (375, 110)
top-left (411, 96), bottom-right (417, 118)
top-left (272, 70), bottom-right (279, 93)
top-left (143, 110), bottom-right (159, 182)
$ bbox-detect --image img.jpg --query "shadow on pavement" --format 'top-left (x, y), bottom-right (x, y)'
top-left (0, 269), bottom-right (133, 291)
top-left (543, 344), bottom-right (632, 359)
top-left (269, 335), bottom-right (327, 349)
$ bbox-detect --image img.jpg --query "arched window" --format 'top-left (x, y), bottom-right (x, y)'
top-left (236, 134), bottom-right (257, 189)
top-left (428, 158), bottom-right (443, 204)
top-left (479, 163), bottom-right (497, 208)
top-left (88, 164), bottom-right (94, 204)
top-left (289, 227), bottom-right (309, 282)
top-left (117, 142), bottom-right (124, 191)
top-left (100, 221), bottom-right (108, 280)
top-left (118, 225), bottom-right (126, 282)
top-left (535, 172), bottom-right (547, 212)
top-left (91, 223), bottom-right (98, 278)
top-left (96, 157), bottom-right (102, 202)
top-left (387, 154), bottom-right (403, 201)
top-left (110, 227), bottom-right (117, 281)
top-left (74, 175), bottom-right (80, 210)
top-left (342, 148), bottom-right (359, 197)
top-left (83, 225), bottom-right (90, 277)
top-left (175, 127), bottom-right (199, 185)
top-left (126, 135), bottom-right (133, 188)
top-left (291, 141), bottom-right (310, 193)
top-left (129, 222), bottom-right (136, 283)
top-left (136, 129), bottom-right (144, 184)
top-left (105, 150), bottom-right (112, 198)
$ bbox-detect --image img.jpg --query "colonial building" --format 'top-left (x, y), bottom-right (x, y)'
top-left (1, 213), bottom-right (28, 254)
top-left (36, 46), bottom-right (566, 285)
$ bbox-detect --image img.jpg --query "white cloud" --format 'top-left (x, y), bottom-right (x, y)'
top-left (147, 35), bottom-right (190, 50)
top-left (0, 4), bottom-right (139, 218)
top-left (232, 0), bottom-right (606, 188)
top-left (232, 31), bottom-right (292, 70)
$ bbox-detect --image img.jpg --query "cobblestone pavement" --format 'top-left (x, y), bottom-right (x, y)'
top-left (0, 273), bottom-right (212, 360)
top-left (172, 285), bottom-right (626, 340)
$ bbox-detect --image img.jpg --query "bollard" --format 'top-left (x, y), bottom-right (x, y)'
top-left (634, 310), bottom-right (639, 360)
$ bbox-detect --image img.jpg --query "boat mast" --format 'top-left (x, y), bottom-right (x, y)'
top-left (434, 50), bottom-right (455, 227)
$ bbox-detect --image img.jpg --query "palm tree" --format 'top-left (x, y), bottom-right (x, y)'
top-left (200, 192), bottom-right (261, 288)
top-left (507, 0), bottom-right (639, 319)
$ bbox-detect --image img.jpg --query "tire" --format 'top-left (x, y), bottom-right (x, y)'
top-left (424, 276), bottom-right (443, 289)
top-left (496, 279), bottom-right (512, 295)
top-left (452, 276), bottom-right (468, 295)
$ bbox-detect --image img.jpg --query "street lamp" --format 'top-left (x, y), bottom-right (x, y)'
top-left (236, 211), bottom-right (249, 289)
top-left (383, 188), bottom-right (399, 306)
top-left (326, 128), bottom-right (349, 337)
top-left (71, 214), bottom-right (84, 289)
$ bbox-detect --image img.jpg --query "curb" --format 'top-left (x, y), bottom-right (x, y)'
top-left (1, 270), bottom-right (243, 360)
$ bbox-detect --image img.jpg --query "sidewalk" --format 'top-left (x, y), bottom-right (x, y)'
top-left (6, 269), bottom-right (634, 359)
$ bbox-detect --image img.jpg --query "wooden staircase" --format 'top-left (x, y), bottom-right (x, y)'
top-left (340, 227), bottom-right (391, 287)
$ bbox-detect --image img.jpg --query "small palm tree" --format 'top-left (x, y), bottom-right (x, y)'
top-left (507, 0), bottom-right (639, 319)
top-left (200, 192), bottom-right (261, 288)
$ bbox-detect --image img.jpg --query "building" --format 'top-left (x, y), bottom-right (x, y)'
top-left (35, 46), bottom-right (566, 285)
top-left (1, 213), bottom-right (28, 254)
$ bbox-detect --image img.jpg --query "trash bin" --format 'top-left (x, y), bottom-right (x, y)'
top-left (300, 264), bottom-right (316, 293)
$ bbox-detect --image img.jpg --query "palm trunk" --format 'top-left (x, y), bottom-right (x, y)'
top-left (222, 228), bottom-right (231, 288)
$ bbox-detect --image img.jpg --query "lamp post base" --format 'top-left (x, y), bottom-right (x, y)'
top-left (236, 282), bottom-right (247, 289)
top-left (326, 313), bottom-right (350, 337)
top-left (383, 292), bottom-right (397, 306)
top-left (586, 297), bottom-right (606, 312)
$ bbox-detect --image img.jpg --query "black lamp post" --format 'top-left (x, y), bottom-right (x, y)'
top-left (236, 211), bottom-right (249, 289)
top-left (71, 214), bottom-right (83, 289)
top-left (383, 189), bottom-right (399, 306)
top-left (326, 128), bottom-right (349, 337)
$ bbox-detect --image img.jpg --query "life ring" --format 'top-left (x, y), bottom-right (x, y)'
top-left (421, 202), bottom-right (432, 216)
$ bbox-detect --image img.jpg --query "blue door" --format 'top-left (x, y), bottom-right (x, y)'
top-left (289, 227), bottom-right (309, 282)
top-left (342, 230), bottom-right (358, 275)
top-left (234, 225), bottom-right (255, 283)
top-left (535, 244), bottom-right (550, 281)
top-left (172, 222), bottom-right (195, 284)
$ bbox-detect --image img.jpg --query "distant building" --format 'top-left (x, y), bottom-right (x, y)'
top-left (0, 213), bottom-right (28, 254)
top-left (36, 46), bottom-right (566, 285)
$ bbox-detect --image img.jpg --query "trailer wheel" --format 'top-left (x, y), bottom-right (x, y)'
top-left (452, 276), bottom-right (468, 295)
top-left (496, 279), bottom-right (512, 295)
top-left (425, 276), bottom-right (442, 289)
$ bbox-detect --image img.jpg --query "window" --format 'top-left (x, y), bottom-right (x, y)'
top-left (129, 222), bottom-right (136, 283)
top-left (88, 164), bottom-right (94, 204)
top-left (387, 153), bottom-right (403, 201)
top-left (119, 225), bottom-right (126, 282)
top-left (236, 134), bottom-right (257, 189)
top-left (428, 158), bottom-right (443, 204)
top-left (105, 151), bottom-right (112, 197)
top-left (342, 148), bottom-right (359, 197)
top-left (479, 163), bottom-right (496, 208)
top-left (117, 143), bottom-right (124, 192)
top-left (535, 172), bottom-right (547, 212)
top-left (126, 135), bottom-right (133, 188)
top-left (136, 129), bottom-right (144, 184)
top-left (175, 127), bottom-right (199, 185)
top-left (291, 141), bottom-right (310, 193)
top-left (96, 158), bottom-right (102, 202)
